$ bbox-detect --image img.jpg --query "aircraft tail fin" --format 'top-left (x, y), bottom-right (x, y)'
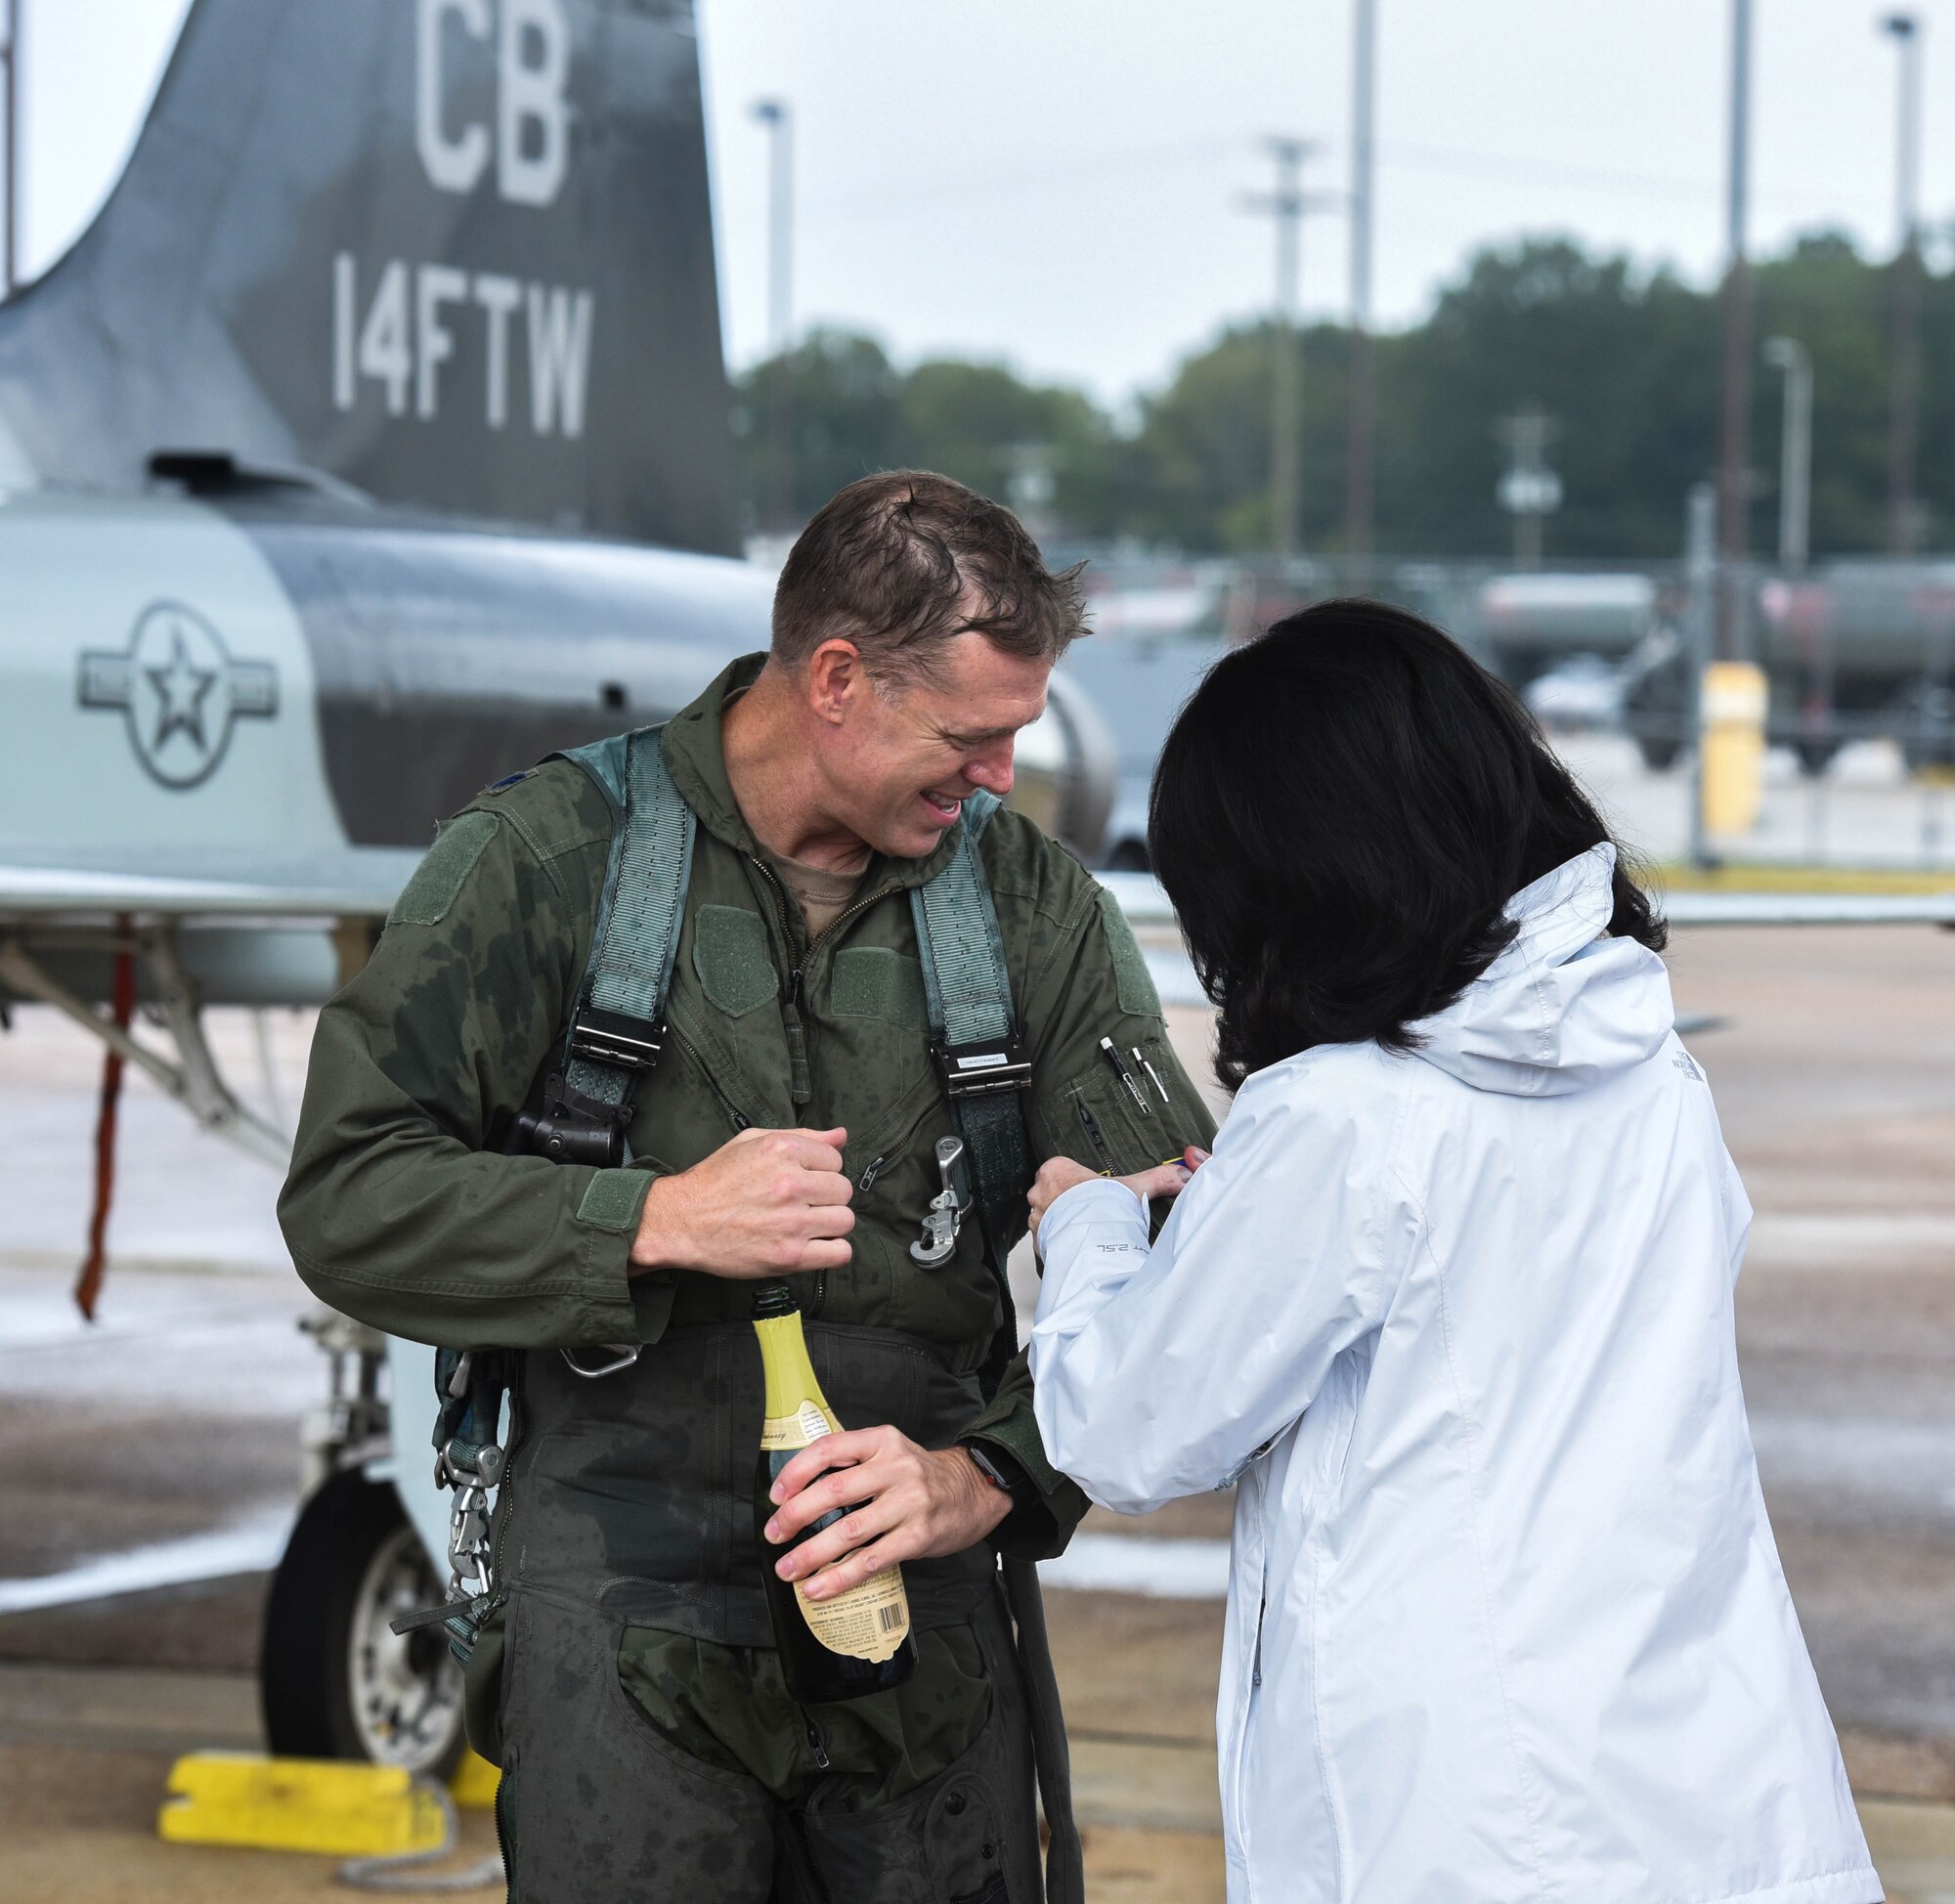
top-left (0, 0), bottom-right (738, 554)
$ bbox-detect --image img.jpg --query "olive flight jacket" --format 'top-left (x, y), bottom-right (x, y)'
top-left (278, 654), bottom-right (1217, 1558)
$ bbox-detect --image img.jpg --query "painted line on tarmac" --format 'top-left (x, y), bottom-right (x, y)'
top-left (0, 1511), bottom-right (292, 1615)
top-left (1040, 1532), bottom-right (1230, 1599)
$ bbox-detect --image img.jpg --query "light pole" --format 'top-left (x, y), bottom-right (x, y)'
top-left (1344, 0), bottom-right (1378, 574)
top-left (1496, 410), bottom-right (1562, 569)
top-left (751, 98), bottom-right (794, 531)
top-left (2, 0), bottom-right (19, 298)
top-left (1685, 482), bottom-right (1717, 867)
top-left (1716, 0), bottom-right (1755, 657)
top-left (1880, 13), bottom-right (1924, 555)
top-left (1763, 337), bottom-right (1812, 571)
top-left (1242, 138), bottom-right (1336, 561)
top-left (1247, 137), bottom-right (1309, 561)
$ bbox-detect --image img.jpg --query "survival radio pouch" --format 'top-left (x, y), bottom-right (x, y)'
top-left (412, 723), bottom-right (1082, 1903)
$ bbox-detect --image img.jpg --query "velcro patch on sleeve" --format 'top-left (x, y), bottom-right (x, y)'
top-left (577, 1168), bottom-right (652, 1233)
top-left (1096, 887), bottom-right (1163, 1018)
top-left (829, 947), bottom-right (926, 1027)
top-left (388, 811), bottom-right (499, 929)
top-left (692, 904), bottom-right (778, 1018)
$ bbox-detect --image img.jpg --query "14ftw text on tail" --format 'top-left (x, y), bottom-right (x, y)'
top-left (332, 0), bottom-right (594, 440)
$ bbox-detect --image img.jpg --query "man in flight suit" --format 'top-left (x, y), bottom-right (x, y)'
top-left (280, 471), bottom-right (1214, 1902)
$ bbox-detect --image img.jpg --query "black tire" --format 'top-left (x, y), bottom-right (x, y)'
top-left (259, 1468), bottom-right (466, 1778)
top-left (1635, 735), bottom-right (1681, 772)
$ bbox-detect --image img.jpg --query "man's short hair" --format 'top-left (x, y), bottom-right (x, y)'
top-left (771, 471), bottom-right (1086, 680)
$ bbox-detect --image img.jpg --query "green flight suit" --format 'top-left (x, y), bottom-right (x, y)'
top-left (279, 654), bottom-right (1216, 1891)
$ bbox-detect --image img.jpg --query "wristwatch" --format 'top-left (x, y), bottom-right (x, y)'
top-left (962, 1441), bottom-right (1041, 1512)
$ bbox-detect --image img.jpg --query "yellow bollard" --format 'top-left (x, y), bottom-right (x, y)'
top-left (1700, 661), bottom-right (1767, 837)
top-left (158, 1752), bottom-right (451, 1856)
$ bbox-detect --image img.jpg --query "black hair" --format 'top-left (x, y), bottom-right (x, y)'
top-left (1148, 599), bottom-right (1667, 1090)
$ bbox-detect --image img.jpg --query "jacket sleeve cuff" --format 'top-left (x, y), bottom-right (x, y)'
top-left (1037, 1176), bottom-right (1150, 1278)
top-left (574, 1166), bottom-right (673, 1345)
top-left (960, 1410), bottom-right (1090, 1562)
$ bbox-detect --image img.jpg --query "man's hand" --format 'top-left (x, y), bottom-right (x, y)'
top-left (1026, 1150), bottom-right (1197, 1237)
top-left (760, 1428), bottom-right (1012, 1601)
top-left (630, 1125), bottom-right (853, 1278)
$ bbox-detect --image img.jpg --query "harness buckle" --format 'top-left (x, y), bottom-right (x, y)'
top-left (934, 1038), bottom-right (1032, 1100)
top-left (568, 1006), bottom-right (667, 1074)
top-left (506, 1070), bottom-right (630, 1169)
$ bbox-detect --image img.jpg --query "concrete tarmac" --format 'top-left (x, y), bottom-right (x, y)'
top-left (4, 908), bottom-right (1955, 1897)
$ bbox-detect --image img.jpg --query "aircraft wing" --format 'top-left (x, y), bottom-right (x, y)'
top-left (0, 845), bottom-right (423, 920)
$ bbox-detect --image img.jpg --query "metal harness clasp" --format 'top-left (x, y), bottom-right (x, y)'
top-left (910, 1135), bottom-right (973, 1268)
top-left (435, 1434), bottom-right (504, 1608)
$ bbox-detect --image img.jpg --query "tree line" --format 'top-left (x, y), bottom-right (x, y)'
top-left (732, 233), bottom-right (1955, 562)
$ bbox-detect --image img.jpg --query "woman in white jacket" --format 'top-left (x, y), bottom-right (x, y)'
top-left (1027, 604), bottom-right (1881, 1904)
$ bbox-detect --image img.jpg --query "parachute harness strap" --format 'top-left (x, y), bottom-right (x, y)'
top-left (910, 791), bottom-right (1033, 1389)
top-left (564, 728), bottom-right (696, 1111)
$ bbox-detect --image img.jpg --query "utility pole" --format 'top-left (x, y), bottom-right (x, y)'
top-left (1344, 0), bottom-right (1378, 576)
top-left (1716, 0), bottom-right (1755, 656)
top-left (1685, 482), bottom-right (1718, 867)
top-left (751, 98), bottom-right (794, 533)
top-left (1242, 138), bottom-right (1335, 561)
top-left (1496, 410), bottom-right (1562, 569)
top-left (1881, 13), bottom-right (1924, 555)
top-left (2, 0), bottom-right (19, 298)
top-left (1763, 336), bottom-right (1812, 571)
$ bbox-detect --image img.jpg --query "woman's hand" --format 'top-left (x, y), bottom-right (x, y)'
top-left (1027, 1149), bottom-right (1201, 1237)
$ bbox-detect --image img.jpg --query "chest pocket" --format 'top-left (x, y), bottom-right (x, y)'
top-left (691, 905), bottom-right (777, 1018)
top-left (829, 946), bottom-right (927, 1030)
top-left (1049, 1030), bottom-right (1185, 1179)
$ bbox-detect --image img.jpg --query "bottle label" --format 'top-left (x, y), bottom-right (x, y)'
top-left (760, 1401), bottom-right (835, 1451)
top-left (760, 1398), bottom-right (913, 1663)
top-left (795, 1566), bottom-right (911, 1663)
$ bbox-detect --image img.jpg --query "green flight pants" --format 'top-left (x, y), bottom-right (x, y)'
top-left (496, 1582), bottom-right (1040, 1903)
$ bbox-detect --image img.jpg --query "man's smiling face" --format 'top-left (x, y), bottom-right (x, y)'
top-left (822, 629), bottom-right (1052, 861)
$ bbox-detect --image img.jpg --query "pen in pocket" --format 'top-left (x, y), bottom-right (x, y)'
top-left (1098, 1036), bottom-right (1151, 1115)
top-left (1134, 1045), bottom-right (1172, 1108)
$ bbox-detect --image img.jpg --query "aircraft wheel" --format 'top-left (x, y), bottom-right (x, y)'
top-left (259, 1468), bottom-right (466, 1778)
top-left (1635, 735), bottom-right (1682, 772)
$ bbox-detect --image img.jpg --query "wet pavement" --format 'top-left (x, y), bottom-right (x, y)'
top-left (3, 911), bottom-right (1955, 1897)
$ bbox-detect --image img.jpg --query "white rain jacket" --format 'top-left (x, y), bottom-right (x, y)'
top-left (1031, 845), bottom-right (1880, 1904)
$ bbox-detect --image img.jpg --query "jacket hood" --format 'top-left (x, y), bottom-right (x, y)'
top-left (1407, 844), bottom-right (1673, 1097)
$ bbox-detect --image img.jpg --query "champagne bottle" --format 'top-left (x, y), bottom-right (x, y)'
top-left (752, 1283), bottom-right (917, 1702)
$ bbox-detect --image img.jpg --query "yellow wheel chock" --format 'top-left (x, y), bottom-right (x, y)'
top-left (158, 1752), bottom-right (455, 1856)
top-left (449, 1749), bottom-right (502, 1810)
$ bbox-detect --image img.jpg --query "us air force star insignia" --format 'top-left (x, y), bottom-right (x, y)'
top-left (77, 601), bottom-right (280, 790)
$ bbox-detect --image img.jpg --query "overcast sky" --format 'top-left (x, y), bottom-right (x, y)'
top-left (10, 0), bottom-right (1953, 403)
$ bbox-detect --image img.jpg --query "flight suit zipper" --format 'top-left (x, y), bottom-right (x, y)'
top-left (1076, 1101), bottom-right (1116, 1173)
top-left (667, 1021), bottom-right (752, 1134)
top-left (747, 861), bottom-right (900, 1317)
top-left (788, 883), bottom-right (900, 1010)
top-left (746, 854), bottom-right (902, 1011)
